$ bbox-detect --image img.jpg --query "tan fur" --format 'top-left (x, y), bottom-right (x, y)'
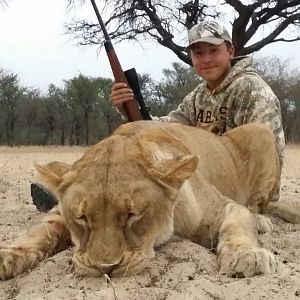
top-left (0, 121), bottom-right (296, 280)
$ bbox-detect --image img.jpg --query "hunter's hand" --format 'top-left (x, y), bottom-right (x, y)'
top-left (111, 83), bottom-right (134, 114)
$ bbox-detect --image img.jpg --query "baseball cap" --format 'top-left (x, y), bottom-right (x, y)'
top-left (186, 21), bottom-right (232, 50)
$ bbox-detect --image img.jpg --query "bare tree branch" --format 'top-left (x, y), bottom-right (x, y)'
top-left (239, 12), bottom-right (300, 55)
top-left (66, 0), bottom-right (300, 65)
top-left (224, 0), bottom-right (246, 14)
top-left (0, 0), bottom-right (9, 7)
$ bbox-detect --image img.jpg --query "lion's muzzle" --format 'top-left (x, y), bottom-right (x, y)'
top-left (73, 249), bottom-right (148, 277)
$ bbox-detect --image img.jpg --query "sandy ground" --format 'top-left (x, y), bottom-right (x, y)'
top-left (0, 145), bottom-right (299, 300)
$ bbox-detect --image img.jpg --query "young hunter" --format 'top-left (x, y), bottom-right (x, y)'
top-left (31, 20), bottom-right (284, 211)
top-left (111, 20), bottom-right (285, 201)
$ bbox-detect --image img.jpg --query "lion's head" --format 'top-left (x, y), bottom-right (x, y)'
top-left (35, 122), bottom-right (198, 277)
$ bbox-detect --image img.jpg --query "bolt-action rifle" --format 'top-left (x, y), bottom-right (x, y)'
top-left (89, 0), bottom-right (151, 121)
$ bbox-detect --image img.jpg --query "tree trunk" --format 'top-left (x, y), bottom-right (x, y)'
top-left (84, 110), bottom-right (89, 145)
top-left (60, 128), bottom-right (65, 146)
top-left (75, 123), bottom-right (80, 146)
top-left (9, 119), bottom-right (14, 147)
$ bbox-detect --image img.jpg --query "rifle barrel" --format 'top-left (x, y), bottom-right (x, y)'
top-left (89, 0), bottom-right (145, 121)
top-left (89, 0), bottom-right (110, 41)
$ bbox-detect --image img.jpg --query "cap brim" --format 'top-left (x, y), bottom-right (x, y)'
top-left (185, 37), bottom-right (225, 51)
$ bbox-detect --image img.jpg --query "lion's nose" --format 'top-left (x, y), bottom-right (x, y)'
top-left (99, 263), bottom-right (118, 275)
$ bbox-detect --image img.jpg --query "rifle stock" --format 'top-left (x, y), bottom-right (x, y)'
top-left (90, 0), bottom-right (150, 122)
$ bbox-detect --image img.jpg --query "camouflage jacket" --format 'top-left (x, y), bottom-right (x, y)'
top-left (153, 57), bottom-right (285, 164)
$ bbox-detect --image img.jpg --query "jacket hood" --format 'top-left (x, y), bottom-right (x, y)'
top-left (211, 56), bottom-right (258, 93)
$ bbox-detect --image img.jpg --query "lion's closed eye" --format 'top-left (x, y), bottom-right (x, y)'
top-left (73, 215), bottom-right (90, 251)
top-left (126, 212), bottom-right (144, 228)
top-left (75, 215), bottom-right (88, 226)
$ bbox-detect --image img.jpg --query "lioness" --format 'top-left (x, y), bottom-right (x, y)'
top-left (0, 121), bottom-right (298, 280)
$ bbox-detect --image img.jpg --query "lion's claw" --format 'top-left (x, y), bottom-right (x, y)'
top-left (219, 247), bottom-right (277, 278)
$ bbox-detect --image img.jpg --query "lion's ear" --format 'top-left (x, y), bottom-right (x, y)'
top-left (34, 161), bottom-right (73, 190)
top-left (136, 129), bottom-right (198, 192)
top-left (147, 155), bottom-right (199, 191)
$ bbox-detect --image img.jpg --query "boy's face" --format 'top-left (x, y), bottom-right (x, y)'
top-left (190, 42), bottom-right (235, 90)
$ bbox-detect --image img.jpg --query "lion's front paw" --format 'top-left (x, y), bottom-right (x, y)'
top-left (0, 246), bottom-right (36, 280)
top-left (219, 247), bottom-right (277, 278)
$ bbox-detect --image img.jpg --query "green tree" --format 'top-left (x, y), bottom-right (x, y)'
top-left (287, 74), bottom-right (300, 143)
top-left (138, 73), bottom-right (163, 117)
top-left (17, 88), bottom-right (42, 144)
top-left (0, 72), bottom-right (24, 146)
top-left (93, 77), bottom-right (121, 137)
top-left (36, 96), bottom-right (57, 145)
top-left (254, 56), bottom-right (292, 102)
top-left (156, 62), bottom-right (200, 112)
top-left (47, 84), bottom-right (72, 146)
top-left (254, 56), bottom-right (294, 140)
top-left (254, 56), bottom-right (300, 143)
top-left (65, 74), bottom-right (99, 145)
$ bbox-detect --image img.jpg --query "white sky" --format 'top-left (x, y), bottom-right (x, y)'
top-left (0, 0), bottom-right (300, 93)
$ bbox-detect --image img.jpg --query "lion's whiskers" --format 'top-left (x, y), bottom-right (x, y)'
top-left (120, 256), bottom-right (134, 282)
top-left (104, 273), bottom-right (119, 300)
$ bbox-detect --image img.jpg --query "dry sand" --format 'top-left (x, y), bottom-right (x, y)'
top-left (0, 145), bottom-right (299, 300)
